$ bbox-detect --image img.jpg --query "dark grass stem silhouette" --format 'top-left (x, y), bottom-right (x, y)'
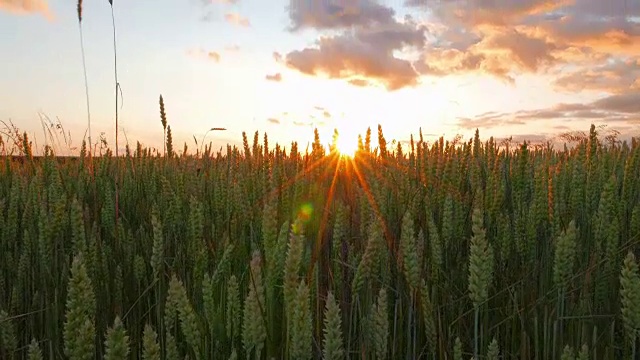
top-left (109, 0), bottom-right (122, 250)
top-left (77, 0), bottom-right (91, 159)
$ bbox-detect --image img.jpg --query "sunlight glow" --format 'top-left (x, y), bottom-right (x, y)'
top-left (336, 134), bottom-right (359, 157)
top-left (331, 122), bottom-right (360, 158)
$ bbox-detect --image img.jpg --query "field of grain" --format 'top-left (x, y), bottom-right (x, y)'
top-left (0, 122), bottom-right (639, 360)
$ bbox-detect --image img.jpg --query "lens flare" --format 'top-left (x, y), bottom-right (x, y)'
top-left (298, 203), bottom-right (313, 223)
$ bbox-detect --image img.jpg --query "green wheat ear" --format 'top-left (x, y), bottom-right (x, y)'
top-left (165, 274), bottom-right (182, 332)
top-left (427, 213), bottom-right (443, 282)
top-left (553, 221), bottom-right (577, 289)
top-left (560, 345), bottom-right (575, 360)
top-left (468, 206), bottom-right (493, 307)
top-left (134, 255), bottom-right (146, 284)
top-left (372, 288), bottom-right (389, 360)
top-left (104, 316), bottom-right (130, 360)
top-left (400, 211), bottom-right (420, 290)
top-left (620, 251), bottom-right (640, 351)
top-left (0, 310), bottom-right (17, 358)
top-left (150, 208), bottom-right (164, 279)
top-left (352, 219), bottom-right (382, 297)
top-left (226, 275), bottom-right (241, 341)
top-left (486, 337), bottom-right (499, 360)
top-left (242, 251), bottom-right (266, 360)
top-left (165, 332), bottom-right (179, 360)
top-left (142, 324), bottom-right (160, 360)
top-left (167, 274), bottom-right (202, 358)
top-left (63, 253), bottom-right (96, 360)
top-left (419, 279), bottom-right (437, 351)
top-left (577, 344), bottom-right (589, 360)
top-left (228, 348), bottom-right (237, 360)
top-left (323, 291), bottom-right (345, 360)
top-left (212, 242), bottom-right (235, 286)
top-left (27, 338), bottom-right (43, 360)
top-left (289, 280), bottom-right (312, 360)
top-left (453, 337), bottom-right (462, 360)
top-left (284, 218), bottom-right (304, 319)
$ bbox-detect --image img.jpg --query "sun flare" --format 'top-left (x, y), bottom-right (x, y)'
top-left (335, 122), bottom-right (358, 157)
top-left (336, 132), bottom-right (359, 157)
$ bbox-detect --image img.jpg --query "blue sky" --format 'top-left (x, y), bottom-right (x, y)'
top-left (1, 0), bottom-right (639, 155)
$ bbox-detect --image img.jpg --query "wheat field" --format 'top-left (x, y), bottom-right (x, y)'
top-left (0, 120), bottom-right (639, 359)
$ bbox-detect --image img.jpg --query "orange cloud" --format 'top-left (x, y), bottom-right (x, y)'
top-left (457, 92), bottom-right (640, 130)
top-left (187, 48), bottom-right (221, 62)
top-left (280, 0), bottom-right (639, 96)
top-left (0, 0), bottom-right (52, 18)
top-left (402, 0), bottom-right (640, 88)
top-left (416, 48), bottom-right (510, 80)
top-left (265, 73), bottom-right (282, 82)
top-left (207, 51), bottom-right (221, 62)
top-left (285, 16), bottom-right (426, 90)
top-left (417, 27), bottom-right (563, 82)
top-left (554, 57), bottom-right (640, 94)
top-left (348, 79), bottom-right (371, 87)
top-left (224, 12), bottom-right (250, 27)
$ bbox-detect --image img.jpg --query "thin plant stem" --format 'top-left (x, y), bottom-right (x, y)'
top-left (79, 23), bottom-right (91, 158)
top-left (474, 305), bottom-right (479, 360)
top-left (111, 3), bottom-right (120, 245)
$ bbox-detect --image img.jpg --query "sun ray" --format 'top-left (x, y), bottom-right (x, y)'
top-left (348, 153), bottom-right (396, 258)
top-left (306, 152), bottom-right (342, 284)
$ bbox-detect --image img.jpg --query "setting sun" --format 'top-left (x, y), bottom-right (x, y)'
top-left (336, 134), bottom-right (358, 157)
top-left (331, 124), bottom-right (360, 157)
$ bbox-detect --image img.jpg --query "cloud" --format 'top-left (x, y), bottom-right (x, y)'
top-left (416, 24), bottom-right (570, 82)
top-left (207, 51), bottom-right (221, 62)
top-left (283, 1), bottom-right (429, 90)
top-left (404, 0), bottom-right (640, 84)
top-left (285, 15), bottom-right (427, 90)
top-left (224, 12), bottom-right (250, 27)
top-left (554, 57), bottom-right (640, 94)
top-left (591, 92), bottom-right (640, 114)
top-left (288, 0), bottom-right (395, 31)
top-left (407, 0), bottom-right (568, 27)
top-left (0, 0), bottom-right (52, 18)
top-left (457, 91), bottom-right (640, 130)
top-left (312, 106), bottom-right (332, 118)
top-left (280, 0), bottom-right (640, 93)
top-left (225, 44), bottom-right (241, 52)
top-left (265, 111), bottom-right (329, 127)
top-left (265, 73), bottom-right (282, 82)
top-left (416, 48), bottom-right (510, 80)
top-left (457, 111), bottom-right (527, 129)
top-left (348, 78), bottom-right (371, 87)
top-left (529, 10), bottom-right (640, 56)
top-left (187, 48), bottom-right (221, 62)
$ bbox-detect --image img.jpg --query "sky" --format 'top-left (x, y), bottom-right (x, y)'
top-left (1, 0), bottom-right (639, 155)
